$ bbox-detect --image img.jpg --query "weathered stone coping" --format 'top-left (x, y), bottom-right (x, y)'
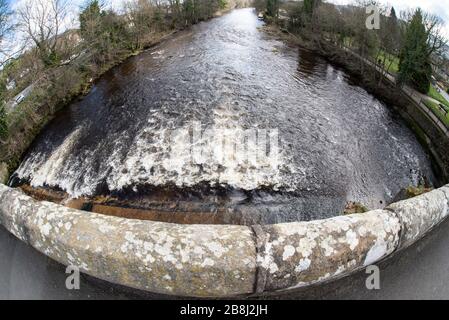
top-left (0, 183), bottom-right (448, 297)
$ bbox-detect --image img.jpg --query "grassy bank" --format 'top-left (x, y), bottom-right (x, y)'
top-left (376, 50), bottom-right (400, 74)
top-left (423, 99), bottom-right (449, 128)
top-left (428, 85), bottom-right (449, 109)
top-left (375, 53), bottom-right (449, 111)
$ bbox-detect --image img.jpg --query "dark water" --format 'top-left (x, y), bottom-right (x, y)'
top-left (12, 9), bottom-right (435, 225)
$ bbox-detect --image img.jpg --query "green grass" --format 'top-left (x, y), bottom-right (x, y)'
top-left (376, 50), bottom-right (400, 74)
top-left (343, 36), bottom-right (353, 48)
top-left (423, 98), bottom-right (449, 128)
top-left (428, 85), bottom-right (449, 109)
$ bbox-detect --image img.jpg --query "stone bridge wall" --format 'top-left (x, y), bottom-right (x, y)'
top-left (1, 183), bottom-right (448, 297)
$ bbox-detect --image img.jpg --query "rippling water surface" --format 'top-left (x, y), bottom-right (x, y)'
top-left (12, 8), bottom-right (435, 224)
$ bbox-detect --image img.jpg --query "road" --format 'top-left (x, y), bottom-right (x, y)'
top-left (1, 217), bottom-right (449, 300)
top-left (5, 84), bottom-right (34, 112)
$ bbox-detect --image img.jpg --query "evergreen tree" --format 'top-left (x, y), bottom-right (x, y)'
top-left (398, 9), bottom-right (432, 93)
top-left (0, 104), bottom-right (7, 139)
top-left (386, 7), bottom-right (400, 54)
top-left (390, 6), bottom-right (396, 17)
top-left (266, 0), bottom-right (279, 19)
top-left (79, 0), bottom-right (103, 42)
top-left (80, 1), bottom-right (131, 62)
top-left (0, 80), bottom-right (7, 139)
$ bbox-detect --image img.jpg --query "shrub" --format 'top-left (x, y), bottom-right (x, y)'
top-left (0, 103), bottom-right (8, 139)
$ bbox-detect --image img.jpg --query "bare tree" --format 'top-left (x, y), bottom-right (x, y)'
top-left (422, 13), bottom-right (447, 66)
top-left (315, 2), bottom-right (347, 45)
top-left (17, 0), bottom-right (71, 66)
top-left (0, 0), bottom-right (12, 139)
top-left (124, 0), bottom-right (156, 49)
top-left (0, 0), bottom-right (11, 42)
top-left (0, 0), bottom-right (18, 66)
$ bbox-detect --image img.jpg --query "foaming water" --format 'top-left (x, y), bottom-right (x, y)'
top-left (12, 8), bottom-right (435, 224)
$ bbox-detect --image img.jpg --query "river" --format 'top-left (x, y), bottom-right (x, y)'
top-left (11, 8), bottom-right (436, 225)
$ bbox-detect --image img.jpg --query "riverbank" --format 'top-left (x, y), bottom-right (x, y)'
top-left (1, 9), bottom-right (448, 298)
top-left (7, 9), bottom-right (439, 224)
top-left (0, 6), bottom-right (240, 182)
top-left (0, 30), bottom-right (175, 181)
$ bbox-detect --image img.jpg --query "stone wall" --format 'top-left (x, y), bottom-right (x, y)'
top-left (1, 183), bottom-right (448, 297)
top-left (0, 163), bottom-right (7, 184)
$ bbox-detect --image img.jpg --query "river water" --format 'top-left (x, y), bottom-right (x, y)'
top-left (11, 8), bottom-right (436, 225)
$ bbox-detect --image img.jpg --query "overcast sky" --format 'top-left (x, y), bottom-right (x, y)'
top-left (3, 0), bottom-right (449, 57)
top-left (6, 0), bottom-right (449, 34)
top-left (332, 0), bottom-right (449, 38)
